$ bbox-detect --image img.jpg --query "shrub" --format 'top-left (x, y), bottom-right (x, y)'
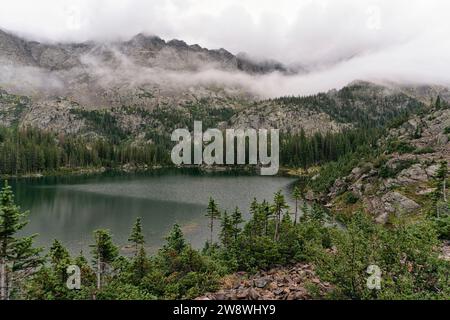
top-left (343, 192), bottom-right (359, 204)
top-left (413, 146), bottom-right (435, 154)
top-left (386, 139), bottom-right (416, 154)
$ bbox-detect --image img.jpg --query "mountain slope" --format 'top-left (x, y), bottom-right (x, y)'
top-left (313, 104), bottom-right (450, 224)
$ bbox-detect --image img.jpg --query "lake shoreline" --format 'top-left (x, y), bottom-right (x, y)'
top-left (2, 164), bottom-right (306, 180)
top-left (12, 170), bottom-right (297, 255)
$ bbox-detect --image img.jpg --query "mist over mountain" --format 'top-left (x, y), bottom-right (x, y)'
top-left (1, 28), bottom-right (306, 106)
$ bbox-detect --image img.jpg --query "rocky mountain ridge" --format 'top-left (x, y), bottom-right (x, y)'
top-left (0, 29), bottom-right (291, 74)
top-left (2, 28), bottom-right (450, 146)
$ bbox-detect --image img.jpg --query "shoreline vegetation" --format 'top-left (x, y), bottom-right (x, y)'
top-left (0, 178), bottom-right (448, 300)
top-left (0, 163), bottom-right (306, 180)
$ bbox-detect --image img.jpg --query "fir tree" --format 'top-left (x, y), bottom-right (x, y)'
top-left (0, 181), bottom-right (43, 300)
top-left (205, 198), bottom-right (221, 244)
top-left (132, 246), bottom-right (150, 284)
top-left (90, 229), bottom-right (118, 290)
top-left (128, 217), bottom-right (145, 255)
top-left (261, 200), bottom-right (272, 236)
top-left (219, 211), bottom-right (234, 249)
top-left (272, 191), bottom-right (289, 242)
top-left (49, 239), bottom-right (71, 284)
top-left (435, 96), bottom-right (442, 109)
top-left (164, 224), bottom-right (186, 254)
top-left (434, 161), bottom-right (448, 217)
top-left (230, 207), bottom-right (244, 240)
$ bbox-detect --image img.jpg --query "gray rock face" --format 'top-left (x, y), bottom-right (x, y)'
top-left (0, 29), bottom-right (37, 65)
top-left (228, 102), bottom-right (351, 134)
top-left (324, 105), bottom-right (450, 223)
top-left (20, 99), bottom-right (85, 134)
top-left (382, 191), bottom-right (420, 213)
top-left (396, 164), bottom-right (429, 184)
top-left (365, 192), bottom-right (420, 224)
top-left (0, 29), bottom-right (289, 75)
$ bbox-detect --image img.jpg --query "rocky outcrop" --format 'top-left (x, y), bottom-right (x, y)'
top-left (20, 98), bottom-right (85, 134)
top-left (196, 263), bottom-right (331, 300)
top-left (322, 106), bottom-right (450, 223)
top-left (227, 81), bottom-right (427, 135)
top-left (228, 101), bottom-right (350, 135)
top-left (441, 241), bottom-right (450, 261)
top-left (366, 192), bottom-right (420, 223)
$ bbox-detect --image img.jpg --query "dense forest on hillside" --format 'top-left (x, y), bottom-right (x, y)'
top-left (0, 107), bottom-right (421, 176)
top-left (0, 126), bottom-right (171, 175)
top-left (0, 81), bottom-right (433, 176)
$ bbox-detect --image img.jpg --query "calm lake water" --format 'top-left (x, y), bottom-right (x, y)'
top-left (10, 171), bottom-right (296, 255)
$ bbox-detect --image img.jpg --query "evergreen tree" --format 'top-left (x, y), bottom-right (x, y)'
top-left (230, 207), bottom-right (244, 240)
top-left (164, 224), bottom-right (186, 254)
top-left (435, 96), bottom-right (442, 109)
top-left (272, 191), bottom-right (289, 242)
top-left (433, 161), bottom-right (448, 218)
top-left (219, 211), bottom-right (234, 249)
top-left (90, 229), bottom-right (118, 291)
top-left (0, 181), bottom-right (43, 300)
top-left (49, 239), bottom-right (71, 284)
top-left (292, 186), bottom-right (301, 225)
top-left (131, 246), bottom-right (150, 284)
top-left (205, 198), bottom-right (221, 244)
top-left (248, 198), bottom-right (261, 238)
top-left (261, 200), bottom-right (272, 236)
top-left (128, 217), bottom-right (145, 255)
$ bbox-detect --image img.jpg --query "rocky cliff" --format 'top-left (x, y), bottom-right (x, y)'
top-left (323, 106), bottom-right (450, 223)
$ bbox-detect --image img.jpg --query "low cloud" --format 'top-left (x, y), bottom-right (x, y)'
top-left (1, 0), bottom-right (450, 98)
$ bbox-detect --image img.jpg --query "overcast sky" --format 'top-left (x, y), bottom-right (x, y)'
top-left (1, 0), bottom-right (450, 93)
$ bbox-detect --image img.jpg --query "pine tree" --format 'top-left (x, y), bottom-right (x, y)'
top-left (90, 229), bottom-right (118, 291)
top-left (435, 96), bottom-right (442, 109)
top-left (132, 246), bottom-right (150, 284)
top-left (164, 223), bottom-right (186, 254)
top-left (249, 198), bottom-right (259, 216)
top-left (272, 191), bottom-right (289, 241)
top-left (248, 198), bottom-right (261, 237)
top-left (205, 198), bottom-right (221, 244)
top-left (128, 217), bottom-right (145, 255)
top-left (0, 181), bottom-right (43, 300)
top-left (261, 200), bottom-right (271, 236)
top-left (219, 211), bottom-right (234, 249)
top-left (434, 161), bottom-right (448, 217)
top-left (49, 239), bottom-right (71, 284)
top-left (230, 207), bottom-right (244, 240)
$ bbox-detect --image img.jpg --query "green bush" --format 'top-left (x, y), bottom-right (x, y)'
top-left (386, 139), bottom-right (416, 154)
top-left (413, 146), bottom-right (435, 154)
top-left (343, 192), bottom-right (359, 204)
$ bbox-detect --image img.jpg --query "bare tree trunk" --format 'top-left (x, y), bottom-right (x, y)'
top-left (443, 179), bottom-right (447, 202)
top-left (7, 272), bottom-right (12, 300)
top-left (0, 257), bottom-right (5, 300)
top-left (294, 199), bottom-right (298, 226)
top-left (96, 255), bottom-right (101, 290)
top-left (274, 211), bottom-right (280, 242)
top-left (210, 217), bottom-right (213, 244)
